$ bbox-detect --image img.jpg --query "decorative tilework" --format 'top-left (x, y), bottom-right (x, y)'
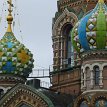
top-left (0, 32), bottom-right (34, 78)
top-left (2, 61), bottom-right (15, 73)
top-left (17, 50), bottom-right (29, 64)
top-left (7, 42), bottom-right (13, 48)
top-left (72, 1), bottom-right (107, 53)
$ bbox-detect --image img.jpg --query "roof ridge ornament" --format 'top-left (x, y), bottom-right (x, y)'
top-left (6, 0), bottom-right (13, 32)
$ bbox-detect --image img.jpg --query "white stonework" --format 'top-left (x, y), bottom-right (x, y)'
top-left (81, 61), bottom-right (107, 91)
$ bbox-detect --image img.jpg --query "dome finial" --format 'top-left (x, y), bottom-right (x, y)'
top-left (6, 0), bottom-right (13, 32)
top-left (98, 0), bottom-right (104, 3)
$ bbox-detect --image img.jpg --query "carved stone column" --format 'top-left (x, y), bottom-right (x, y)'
top-left (81, 68), bottom-right (87, 91)
top-left (57, 37), bottom-right (60, 70)
top-left (99, 69), bottom-right (103, 88)
top-left (84, 72), bottom-right (86, 89)
top-left (90, 69), bottom-right (94, 89)
top-left (81, 71), bottom-right (84, 90)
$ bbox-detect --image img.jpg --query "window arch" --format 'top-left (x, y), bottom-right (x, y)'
top-left (94, 66), bottom-right (100, 85)
top-left (61, 23), bottom-right (74, 68)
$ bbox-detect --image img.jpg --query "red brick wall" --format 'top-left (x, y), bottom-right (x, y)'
top-left (51, 68), bottom-right (81, 95)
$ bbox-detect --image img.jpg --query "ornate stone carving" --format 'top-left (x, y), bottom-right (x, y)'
top-left (52, 8), bottom-right (78, 37)
top-left (0, 84), bottom-right (54, 107)
top-left (74, 95), bottom-right (90, 107)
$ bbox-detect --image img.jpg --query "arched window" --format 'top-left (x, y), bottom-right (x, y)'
top-left (94, 66), bottom-right (100, 85)
top-left (80, 101), bottom-right (88, 107)
top-left (61, 23), bottom-right (74, 68)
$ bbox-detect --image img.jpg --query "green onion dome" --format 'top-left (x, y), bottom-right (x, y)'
top-left (71, 0), bottom-right (107, 53)
top-left (0, 32), bottom-right (34, 78)
top-left (0, 0), bottom-right (34, 80)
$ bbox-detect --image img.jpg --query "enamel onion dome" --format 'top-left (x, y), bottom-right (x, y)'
top-left (0, 0), bottom-right (34, 81)
top-left (71, 0), bottom-right (107, 53)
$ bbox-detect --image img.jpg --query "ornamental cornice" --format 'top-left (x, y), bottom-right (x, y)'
top-left (81, 50), bottom-right (107, 61)
top-left (58, 0), bottom-right (83, 7)
top-left (58, 0), bottom-right (107, 8)
top-left (0, 74), bottom-right (26, 84)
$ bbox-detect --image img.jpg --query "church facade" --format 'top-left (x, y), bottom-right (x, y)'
top-left (0, 0), bottom-right (107, 107)
top-left (51, 0), bottom-right (107, 106)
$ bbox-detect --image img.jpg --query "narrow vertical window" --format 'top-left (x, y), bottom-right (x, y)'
top-left (94, 66), bottom-right (100, 85)
top-left (62, 23), bottom-right (74, 68)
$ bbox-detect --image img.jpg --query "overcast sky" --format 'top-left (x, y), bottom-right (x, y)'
top-left (0, 0), bottom-right (57, 83)
top-left (18, 0), bottom-right (57, 69)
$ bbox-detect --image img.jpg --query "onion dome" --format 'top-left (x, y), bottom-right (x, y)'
top-left (71, 0), bottom-right (107, 53)
top-left (0, 32), bottom-right (34, 78)
top-left (0, 0), bottom-right (34, 79)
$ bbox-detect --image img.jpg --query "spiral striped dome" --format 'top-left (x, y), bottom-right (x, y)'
top-left (71, 0), bottom-right (107, 53)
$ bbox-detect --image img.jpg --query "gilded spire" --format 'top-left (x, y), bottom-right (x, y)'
top-left (98, 0), bottom-right (104, 3)
top-left (7, 0), bottom-right (13, 32)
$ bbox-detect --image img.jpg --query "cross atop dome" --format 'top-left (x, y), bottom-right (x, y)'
top-left (7, 0), bottom-right (13, 32)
